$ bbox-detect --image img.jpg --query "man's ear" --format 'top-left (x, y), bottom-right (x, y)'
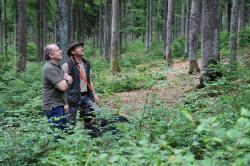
top-left (71, 50), bottom-right (75, 55)
top-left (49, 53), bottom-right (53, 59)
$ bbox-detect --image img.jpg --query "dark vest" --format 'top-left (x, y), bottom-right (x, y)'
top-left (67, 58), bottom-right (93, 106)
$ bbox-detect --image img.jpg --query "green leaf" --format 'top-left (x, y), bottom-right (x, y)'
top-left (138, 139), bottom-right (148, 146)
top-left (239, 138), bottom-right (250, 147)
top-left (180, 108), bottom-right (194, 123)
top-left (227, 129), bottom-right (241, 139)
top-left (241, 108), bottom-right (250, 117)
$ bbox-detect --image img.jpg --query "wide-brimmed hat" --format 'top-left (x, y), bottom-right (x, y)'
top-left (67, 41), bottom-right (84, 56)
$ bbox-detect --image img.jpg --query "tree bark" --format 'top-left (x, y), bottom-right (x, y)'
top-left (227, 2), bottom-right (232, 32)
top-left (224, 1), bottom-right (228, 32)
top-left (99, 0), bottom-right (103, 56)
top-left (119, 0), bottom-right (122, 55)
top-left (163, 0), bottom-right (168, 55)
top-left (181, 0), bottom-right (186, 37)
top-left (230, 0), bottom-right (241, 64)
top-left (0, 1), bottom-right (3, 55)
top-left (165, 0), bottom-right (173, 66)
top-left (37, 0), bottom-right (45, 61)
top-left (184, 0), bottom-right (190, 61)
top-left (103, 0), bottom-right (112, 60)
top-left (237, 0), bottom-right (245, 47)
top-left (56, 0), bottom-right (69, 63)
top-left (68, 0), bottom-right (73, 42)
top-left (77, 0), bottom-right (85, 42)
top-left (3, 0), bottom-right (7, 60)
top-left (201, 0), bottom-right (220, 71)
top-left (16, 0), bottom-right (27, 72)
top-left (188, 0), bottom-right (201, 74)
top-left (145, 0), bottom-right (152, 52)
top-left (111, 0), bottom-right (121, 74)
top-left (156, 0), bottom-right (161, 44)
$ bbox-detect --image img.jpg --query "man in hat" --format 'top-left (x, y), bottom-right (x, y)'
top-left (42, 44), bottom-right (73, 130)
top-left (62, 41), bottom-right (99, 133)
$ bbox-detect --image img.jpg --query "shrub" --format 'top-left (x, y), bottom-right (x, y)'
top-left (171, 37), bottom-right (185, 58)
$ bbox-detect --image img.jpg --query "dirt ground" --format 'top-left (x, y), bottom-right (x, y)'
top-left (101, 59), bottom-right (200, 113)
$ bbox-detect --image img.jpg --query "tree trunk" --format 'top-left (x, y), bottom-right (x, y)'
top-left (248, 11), bottom-right (250, 28)
top-left (227, 2), bottom-right (232, 32)
top-left (68, 0), bottom-right (73, 42)
top-left (119, 0), bottom-right (122, 55)
top-left (123, 0), bottom-right (128, 50)
top-left (224, 2), bottom-right (228, 31)
top-left (111, 0), bottom-right (121, 74)
top-left (181, 1), bottom-right (186, 37)
top-left (184, 0), bottom-right (190, 61)
top-left (3, 0), bottom-right (7, 60)
top-left (0, 1), bottom-right (3, 55)
top-left (237, 0), bottom-right (245, 47)
top-left (173, 2), bottom-right (177, 41)
top-left (165, 0), bottom-right (173, 66)
top-left (37, 0), bottom-right (45, 61)
top-left (72, 2), bottom-right (77, 40)
top-left (163, 0), bottom-right (168, 55)
top-left (188, 0), bottom-right (201, 74)
top-left (103, 0), bottom-right (112, 60)
top-left (201, 0), bottom-right (220, 71)
top-left (77, 0), bottom-right (84, 42)
top-left (99, 0), bottom-right (103, 56)
top-left (56, 0), bottom-right (69, 63)
top-left (14, 1), bottom-right (18, 58)
top-left (16, 0), bottom-right (27, 72)
top-left (156, 0), bottom-right (161, 44)
top-left (230, 0), bottom-right (241, 64)
top-left (145, 0), bottom-right (152, 52)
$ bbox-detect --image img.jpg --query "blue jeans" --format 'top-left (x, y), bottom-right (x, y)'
top-left (44, 106), bottom-right (68, 130)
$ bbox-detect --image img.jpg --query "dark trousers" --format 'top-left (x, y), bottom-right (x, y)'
top-left (68, 94), bottom-right (99, 124)
top-left (44, 106), bottom-right (67, 130)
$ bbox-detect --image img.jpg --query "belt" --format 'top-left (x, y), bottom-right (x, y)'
top-left (81, 92), bottom-right (88, 96)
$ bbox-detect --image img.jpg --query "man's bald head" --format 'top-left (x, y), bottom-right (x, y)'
top-left (44, 44), bottom-right (57, 60)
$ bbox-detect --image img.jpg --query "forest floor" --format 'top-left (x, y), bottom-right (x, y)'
top-left (101, 59), bottom-right (201, 115)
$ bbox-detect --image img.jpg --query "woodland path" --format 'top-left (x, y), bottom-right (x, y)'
top-left (101, 59), bottom-right (201, 115)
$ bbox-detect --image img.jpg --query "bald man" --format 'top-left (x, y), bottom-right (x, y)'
top-left (42, 44), bottom-right (73, 130)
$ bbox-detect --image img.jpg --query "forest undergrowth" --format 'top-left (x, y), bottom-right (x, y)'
top-left (0, 44), bottom-right (250, 165)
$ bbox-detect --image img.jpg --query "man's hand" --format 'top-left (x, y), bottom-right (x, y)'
top-left (64, 104), bottom-right (69, 113)
top-left (93, 94), bottom-right (99, 103)
top-left (64, 73), bottom-right (73, 84)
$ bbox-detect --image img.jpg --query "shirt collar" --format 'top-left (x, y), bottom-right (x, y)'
top-left (48, 60), bottom-right (61, 68)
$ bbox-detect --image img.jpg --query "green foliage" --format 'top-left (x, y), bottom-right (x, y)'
top-left (220, 28), bottom-right (250, 57)
top-left (1, 45), bottom-right (250, 165)
top-left (171, 37), bottom-right (185, 58)
top-left (219, 31), bottom-right (230, 57)
top-left (123, 39), bottom-right (145, 53)
top-left (239, 27), bottom-right (250, 47)
top-left (27, 42), bottom-right (37, 61)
